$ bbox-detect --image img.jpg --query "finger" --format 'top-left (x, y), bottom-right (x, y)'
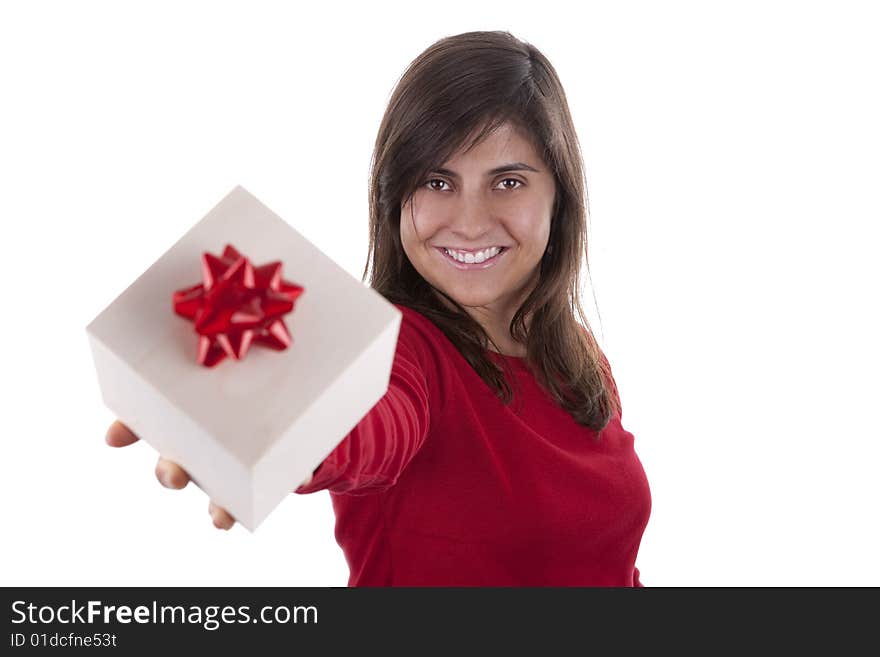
top-left (155, 457), bottom-right (191, 489)
top-left (208, 501), bottom-right (235, 530)
top-left (105, 420), bottom-right (140, 447)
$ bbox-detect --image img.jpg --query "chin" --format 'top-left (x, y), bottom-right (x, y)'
top-left (441, 287), bottom-right (500, 309)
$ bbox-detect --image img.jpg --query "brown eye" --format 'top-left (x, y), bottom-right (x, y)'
top-left (426, 179), bottom-right (450, 191)
top-left (498, 178), bottom-right (523, 190)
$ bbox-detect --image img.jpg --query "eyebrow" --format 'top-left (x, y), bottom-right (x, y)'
top-left (431, 162), bottom-right (541, 178)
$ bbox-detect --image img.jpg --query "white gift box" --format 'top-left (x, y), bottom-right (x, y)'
top-left (85, 184), bottom-right (401, 531)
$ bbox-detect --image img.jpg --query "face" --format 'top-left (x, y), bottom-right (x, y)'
top-left (400, 121), bottom-right (556, 344)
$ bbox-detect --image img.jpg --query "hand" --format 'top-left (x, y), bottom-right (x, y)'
top-left (105, 419), bottom-right (313, 531)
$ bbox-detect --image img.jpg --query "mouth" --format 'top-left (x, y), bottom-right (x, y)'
top-left (434, 246), bottom-right (509, 271)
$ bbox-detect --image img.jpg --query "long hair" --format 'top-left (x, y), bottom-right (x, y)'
top-left (362, 30), bottom-right (621, 438)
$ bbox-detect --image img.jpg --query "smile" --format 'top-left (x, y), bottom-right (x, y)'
top-left (435, 246), bottom-right (509, 270)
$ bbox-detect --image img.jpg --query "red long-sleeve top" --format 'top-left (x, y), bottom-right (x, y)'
top-left (294, 303), bottom-right (652, 586)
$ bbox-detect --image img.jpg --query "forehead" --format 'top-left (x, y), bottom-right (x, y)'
top-left (445, 121), bottom-right (541, 167)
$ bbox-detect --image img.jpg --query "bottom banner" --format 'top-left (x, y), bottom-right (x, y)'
top-left (1, 587), bottom-right (874, 651)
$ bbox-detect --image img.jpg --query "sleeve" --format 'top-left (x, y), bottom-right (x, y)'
top-left (293, 310), bottom-right (433, 496)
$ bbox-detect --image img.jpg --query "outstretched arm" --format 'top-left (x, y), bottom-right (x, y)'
top-left (294, 311), bottom-right (433, 496)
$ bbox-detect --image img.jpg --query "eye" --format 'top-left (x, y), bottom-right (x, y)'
top-left (425, 178), bottom-right (450, 192)
top-left (497, 178), bottom-right (524, 190)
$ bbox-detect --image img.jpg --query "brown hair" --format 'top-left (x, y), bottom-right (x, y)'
top-left (362, 30), bottom-right (621, 437)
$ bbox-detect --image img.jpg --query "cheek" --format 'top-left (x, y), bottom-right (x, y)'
top-left (401, 204), bottom-right (445, 245)
top-left (508, 212), bottom-right (551, 250)
top-left (399, 203), bottom-right (419, 247)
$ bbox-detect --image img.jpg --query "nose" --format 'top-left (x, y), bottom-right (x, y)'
top-left (447, 194), bottom-right (496, 242)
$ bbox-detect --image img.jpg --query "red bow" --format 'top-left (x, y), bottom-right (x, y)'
top-left (172, 244), bottom-right (305, 367)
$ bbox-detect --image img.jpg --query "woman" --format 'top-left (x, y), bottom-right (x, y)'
top-left (106, 30), bottom-right (652, 586)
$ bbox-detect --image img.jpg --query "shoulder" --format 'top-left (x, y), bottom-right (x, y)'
top-left (393, 303), bottom-right (443, 342)
top-left (390, 303), bottom-right (452, 411)
top-left (391, 303), bottom-right (450, 365)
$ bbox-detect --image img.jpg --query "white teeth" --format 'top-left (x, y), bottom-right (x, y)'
top-left (443, 246), bottom-right (503, 263)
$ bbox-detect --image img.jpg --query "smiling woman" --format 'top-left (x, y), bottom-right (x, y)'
top-left (292, 30), bottom-right (650, 587)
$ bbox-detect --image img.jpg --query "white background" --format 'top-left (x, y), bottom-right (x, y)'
top-left (2, 0), bottom-right (877, 586)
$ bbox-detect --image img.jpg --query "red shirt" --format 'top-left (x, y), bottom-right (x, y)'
top-left (295, 303), bottom-right (651, 586)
